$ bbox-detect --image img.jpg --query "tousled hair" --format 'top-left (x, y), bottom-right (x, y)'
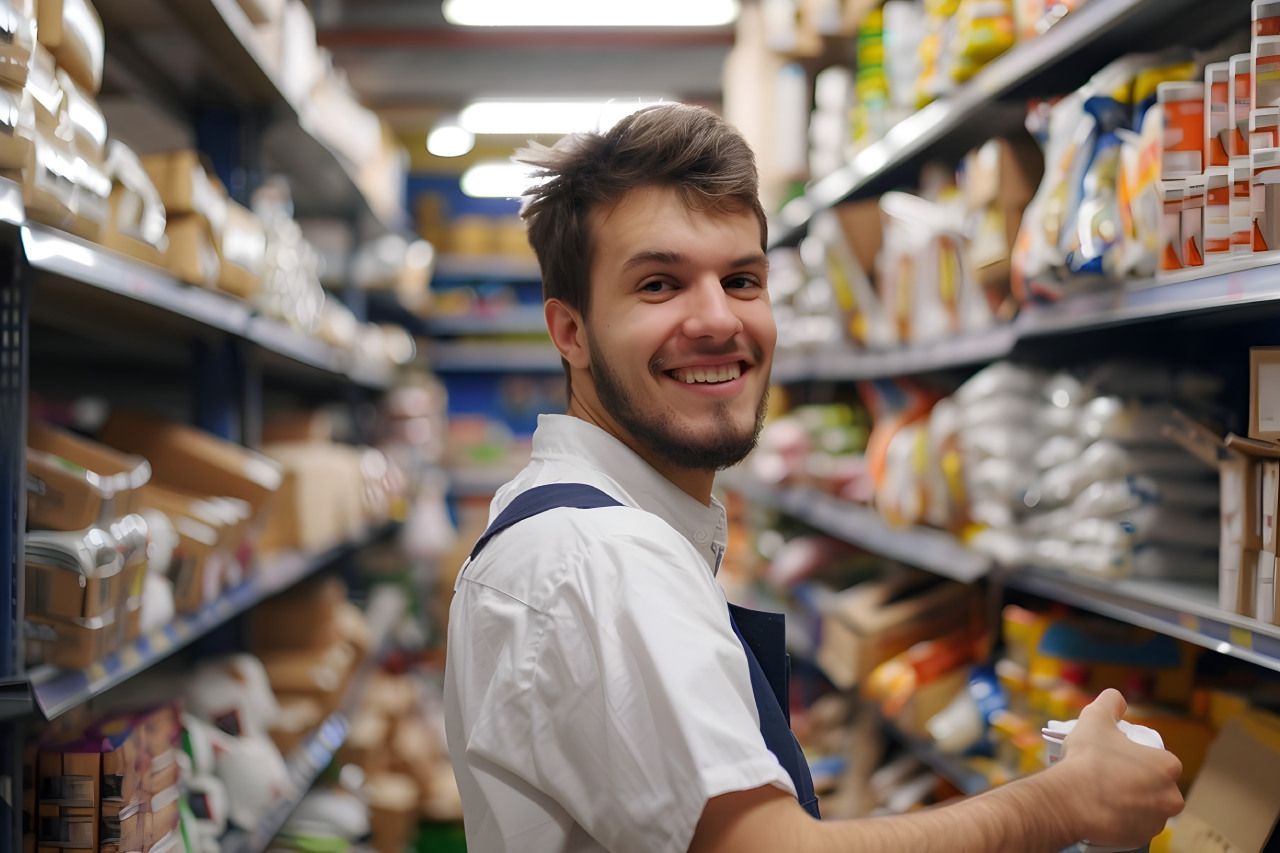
top-left (516, 104), bottom-right (766, 400)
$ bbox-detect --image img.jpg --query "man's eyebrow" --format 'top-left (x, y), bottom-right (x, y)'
top-left (621, 251), bottom-right (770, 271)
top-left (621, 250), bottom-right (684, 271)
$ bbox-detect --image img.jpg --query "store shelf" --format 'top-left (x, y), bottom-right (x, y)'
top-left (433, 255), bottom-right (542, 282)
top-left (220, 584), bottom-right (408, 853)
top-left (423, 307), bottom-right (548, 337)
top-left (447, 466), bottom-right (518, 498)
top-left (770, 255), bottom-right (1280, 383)
top-left (99, 0), bottom-right (405, 235)
top-left (1003, 567), bottom-right (1280, 675)
top-left (769, 0), bottom-right (1248, 249)
top-left (427, 341), bottom-right (563, 373)
top-left (880, 716), bottom-right (991, 797)
top-left (718, 470), bottom-right (991, 583)
top-left (22, 220), bottom-right (392, 391)
top-left (3, 522), bottom-right (399, 722)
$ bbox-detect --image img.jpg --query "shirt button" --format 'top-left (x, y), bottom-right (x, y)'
top-left (694, 529), bottom-right (709, 543)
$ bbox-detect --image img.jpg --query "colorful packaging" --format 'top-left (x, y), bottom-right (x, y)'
top-left (1252, 106), bottom-right (1280, 152)
top-left (1251, 146), bottom-right (1280, 251)
top-left (1232, 163), bottom-right (1255, 253)
top-left (1160, 179), bottom-right (1185, 271)
top-left (1205, 168), bottom-right (1232, 262)
top-left (1181, 174), bottom-right (1205, 268)
top-left (1254, 35), bottom-right (1280, 109)
top-left (1206, 62), bottom-right (1231, 167)
top-left (1231, 53), bottom-right (1254, 163)
top-left (1158, 81), bottom-right (1205, 177)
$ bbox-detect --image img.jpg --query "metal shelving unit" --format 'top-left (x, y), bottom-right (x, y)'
top-left (4, 522), bottom-right (398, 722)
top-left (21, 216), bottom-right (391, 391)
top-left (768, 0), bottom-right (1250, 249)
top-left (219, 584), bottom-right (407, 853)
top-left (423, 306), bottom-right (548, 338)
top-left (769, 254), bottom-right (1280, 383)
top-left (722, 470), bottom-right (1280, 674)
top-left (427, 340), bottom-right (563, 373)
top-left (719, 470), bottom-right (992, 584)
top-left (880, 717), bottom-right (991, 797)
top-left (433, 255), bottom-right (542, 282)
top-left (97, 0), bottom-right (406, 236)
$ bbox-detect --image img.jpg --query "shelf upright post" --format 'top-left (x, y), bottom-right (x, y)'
top-left (194, 105), bottom-right (268, 207)
top-left (191, 337), bottom-right (243, 442)
top-left (0, 225), bottom-right (28, 852)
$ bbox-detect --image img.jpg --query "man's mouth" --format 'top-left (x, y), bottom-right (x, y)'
top-left (666, 362), bottom-right (745, 385)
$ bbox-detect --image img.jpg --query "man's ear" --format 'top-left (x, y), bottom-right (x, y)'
top-left (545, 298), bottom-right (590, 369)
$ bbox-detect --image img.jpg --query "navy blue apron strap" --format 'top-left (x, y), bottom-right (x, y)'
top-left (729, 604), bottom-right (822, 819)
top-left (466, 482), bottom-right (820, 818)
top-left (468, 483), bottom-right (622, 562)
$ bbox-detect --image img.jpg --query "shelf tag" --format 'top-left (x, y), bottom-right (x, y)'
top-left (1229, 626), bottom-right (1254, 649)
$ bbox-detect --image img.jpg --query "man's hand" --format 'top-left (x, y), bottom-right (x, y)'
top-left (1056, 689), bottom-right (1185, 848)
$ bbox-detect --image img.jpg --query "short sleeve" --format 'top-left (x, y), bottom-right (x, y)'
top-left (525, 515), bottom-right (795, 853)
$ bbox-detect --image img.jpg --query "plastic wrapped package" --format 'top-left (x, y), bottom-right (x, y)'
top-left (878, 422), bottom-right (928, 527)
top-left (101, 139), bottom-right (168, 265)
top-left (217, 200), bottom-right (267, 300)
top-left (0, 1), bottom-right (33, 87)
top-left (36, 0), bottom-right (103, 94)
top-left (923, 398), bottom-right (968, 531)
top-left (1029, 440), bottom-right (1212, 508)
top-left (1028, 538), bottom-right (1218, 579)
top-left (0, 84), bottom-right (33, 170)
top-left (878, 190), bottom-right (992, 343)
top-left (952, 0), bottom-right (1014, 83)
top-left (805, 210), bottom-right (893, 349)
top-left (24, 40), bottom-right (60, 129)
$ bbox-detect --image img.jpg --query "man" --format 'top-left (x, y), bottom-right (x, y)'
top-left (443, 104), bottom-right (1184, 853)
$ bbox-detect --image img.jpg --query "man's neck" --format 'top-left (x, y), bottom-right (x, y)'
top-left (564, 400), bottom-right (715, 506)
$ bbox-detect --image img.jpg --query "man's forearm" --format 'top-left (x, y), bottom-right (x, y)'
top-left (807, 768), bottom-right (1079, 853)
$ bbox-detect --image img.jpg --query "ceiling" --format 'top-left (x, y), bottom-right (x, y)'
top-left (310, 0), bottom-right (735, 171)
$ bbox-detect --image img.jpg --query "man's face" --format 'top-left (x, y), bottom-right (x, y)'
top-left (578, 185), bottom-right (775, 472)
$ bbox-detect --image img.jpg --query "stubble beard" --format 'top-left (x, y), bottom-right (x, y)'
top-left (586, 337), bottom-right (769, 472)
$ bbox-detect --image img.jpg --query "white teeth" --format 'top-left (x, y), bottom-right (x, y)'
top-left (672, 363), bottom-right (742, 384)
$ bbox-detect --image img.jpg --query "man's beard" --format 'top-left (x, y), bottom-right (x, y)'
top-left (587, 337), bottom-right (768, 472)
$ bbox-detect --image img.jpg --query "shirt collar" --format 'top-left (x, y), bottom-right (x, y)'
top-left (531, 414), bottom-right (728, 575)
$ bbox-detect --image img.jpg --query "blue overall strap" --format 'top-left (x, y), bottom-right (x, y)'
top-left (467, 483), bottom-right (622, 562)
top-left (467, 482), bottom-right (819, 818)
top-left (728, 604), bottom-right (821, 818)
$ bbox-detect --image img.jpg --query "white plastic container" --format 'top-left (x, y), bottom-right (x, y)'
top-left (1181, 173), bottom-right (1206, 267)
top-left (1206, 61), bottom-right (1231, 168)
top-left (1205, 167), bottom-right (1232, 262)
top-left (1252, 146), bottom-right (1280, 251)
top-left (1231, 53), bottom-right (1254, 164)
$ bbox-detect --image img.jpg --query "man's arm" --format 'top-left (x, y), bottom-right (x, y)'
top-left (690, 690), bottom-right (1185, 853)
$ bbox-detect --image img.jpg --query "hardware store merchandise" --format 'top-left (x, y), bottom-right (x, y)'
top-left (4, 0), bottom-right (1280, 851)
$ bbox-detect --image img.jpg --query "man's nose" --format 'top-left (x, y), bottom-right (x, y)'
top-left (681, 277), bottom-right (743, 342)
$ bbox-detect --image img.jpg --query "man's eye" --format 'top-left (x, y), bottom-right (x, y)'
top-left (640, 279), bottom-right (671, 293)
top-left (725, 276), bottom-right (760, 290)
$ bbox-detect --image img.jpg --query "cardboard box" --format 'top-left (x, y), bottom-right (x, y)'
top-left (249, 576), bottom-right (344, 652)
top-left (215, 199), bottom-right (265, 300)
top-left (1251, 347), bottom-right (1280, 441)
top-left (162, 214), bottom-right (219, 289)
top-left (140, 150), bottom-right (226, 228)
top-left (0, 84), bottom-right (34, 170)
top-left (1171, 713), bottom-right (1280, 852)
top-left (101, 412), bottom-right (283, 515)
top-left (258, 442), bottom-right (365, 553)
top-left (259, 642), bottom-right (357, 714)
top-left (26, 420), bottom-right (151, 531)
top-left (25, 541), bottom-right (123, 620)
top-left (1258, 550), bottom-right (1278, 624)
top-left (817, 573), bottom-right (979, 690)
top-left (336, 711), bottom-right (390, 774)
top-left (365, 773), bottom-right (419, 853)
top-left (25, 609), bottom-right (124, 668)
top-left (36, 0), bottom-right (103, 94)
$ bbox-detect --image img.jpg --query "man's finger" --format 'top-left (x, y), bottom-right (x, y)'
top-left (1081, 688), bottom-right (1128, 725)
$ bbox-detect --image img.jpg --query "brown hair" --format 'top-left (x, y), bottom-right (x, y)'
top-left (517, 103), bottom-right (767, 322)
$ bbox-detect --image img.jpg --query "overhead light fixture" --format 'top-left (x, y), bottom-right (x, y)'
top-left (458, 98), bottom-right (670, 136)
top-left (460, 160), bottom-right (539, 199)
top-left (443, 0), bottom-right (739, 27)
top-left (426, 117), bottom-right (475, 157)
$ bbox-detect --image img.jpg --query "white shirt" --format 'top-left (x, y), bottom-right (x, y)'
top-left (444, 415), bottom-right (795, 853)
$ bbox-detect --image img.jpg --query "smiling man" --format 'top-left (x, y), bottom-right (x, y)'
top-left (442, 104), bottom-right (1184, 853)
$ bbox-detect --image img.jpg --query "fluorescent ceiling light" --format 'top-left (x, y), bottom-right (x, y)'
top-left (461, 160), bottom-right (540, 198)
top-left (427, 121), bottom-right (475, 157)
top-left (459, 99), bottom-right (669, 135)
top-left (443, 0), bottom-right (739, 27)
